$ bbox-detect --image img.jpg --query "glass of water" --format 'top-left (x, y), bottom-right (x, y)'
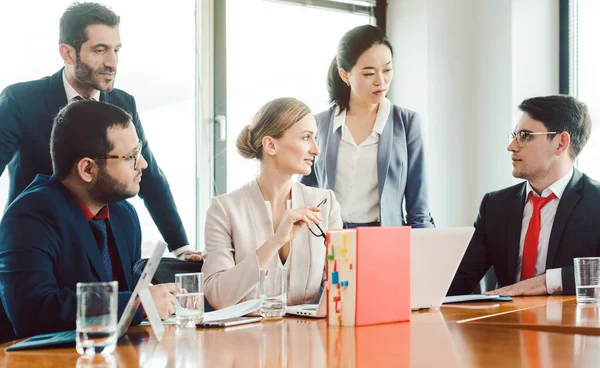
top-left (574, 257), bottom-right (600, 304)
top-left (76, 281), bottom-right (118, 356)
top-left (259, 267), bottom-right (287, 319)
top-left (175, 272), bottom-right (205, 328)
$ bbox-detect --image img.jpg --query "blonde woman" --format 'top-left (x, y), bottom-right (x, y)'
top-left (203, 98), bottom-right (342, 310)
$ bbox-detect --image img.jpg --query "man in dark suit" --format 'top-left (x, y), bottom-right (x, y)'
top-left (0, 2), bottom-right (201, 261)
top-left (0, 101), bottom-right (178, 341)
top-left (448, 95), bottom-right (599, 296)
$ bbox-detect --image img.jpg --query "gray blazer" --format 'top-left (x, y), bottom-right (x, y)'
top-left (301, 105), bottom-right (434, 228)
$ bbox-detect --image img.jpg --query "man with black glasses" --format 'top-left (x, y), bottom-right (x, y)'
top-left (448, 95), bottom-right (600, 296)
top-left (0, 2), bottom-right (201, 261)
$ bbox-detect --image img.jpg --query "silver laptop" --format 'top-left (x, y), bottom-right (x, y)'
top-left (411, 227), bottom-right (474, 310)
top-left (286, 287), bottom-right (327, 318)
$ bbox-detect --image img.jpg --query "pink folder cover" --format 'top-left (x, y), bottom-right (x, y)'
top-left (355, 226), bottom-right (411, 326)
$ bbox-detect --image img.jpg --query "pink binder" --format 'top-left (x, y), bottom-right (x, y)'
top-left (326, 227), bottom-right (411, 326)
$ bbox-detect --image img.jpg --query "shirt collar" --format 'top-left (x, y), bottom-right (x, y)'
top-left (62, 69), bottom-right (100, 102)
top-left (72, 194), bottom-right (110, 221)
top-left (525, 167), bottom-right (574, 201)
top-left (332, 97), bottom-right (392, 135)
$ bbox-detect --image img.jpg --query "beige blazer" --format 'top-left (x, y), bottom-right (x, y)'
top-left (203, 180), bottom-right (342, 310)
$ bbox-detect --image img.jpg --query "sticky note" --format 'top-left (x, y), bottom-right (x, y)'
top-left (331, 272), bottom-right (339, 284)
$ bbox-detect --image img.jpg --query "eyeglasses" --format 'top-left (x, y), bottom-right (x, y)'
top-left (94, 140), bottom-right (143, 168)
top-left (308, 198), bottom-right (328, 246)
top-left (509, 130), bottom-right (559, 148)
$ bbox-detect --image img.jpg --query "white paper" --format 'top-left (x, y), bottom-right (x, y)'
top-left (146, 299), bottom-right (262, 325)
top-left (442, 294), bottom-right (509, 304)
top-left (202, 299), bottom-right (261, 322)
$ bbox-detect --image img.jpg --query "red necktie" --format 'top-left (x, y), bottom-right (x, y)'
top-left (521, 192), bottom-right (557, 281)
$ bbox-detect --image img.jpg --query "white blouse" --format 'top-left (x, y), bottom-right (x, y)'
top-left (333, 98), bottom-right (391, 223)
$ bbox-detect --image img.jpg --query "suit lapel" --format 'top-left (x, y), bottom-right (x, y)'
top-left (289, 183), bottom-right (310, 303)
top-left (546, 170), bottom-right (583, 268)
top-left (246, 180), bottom-right (273, 252)
top-left (507, 183), bottom-right (526, 281)
top-left (376, 106), bottom-right (394, 200)
top-left (107, 213), bottom-right (132, 290)
top-left (324, 111), bottom-right (340, 190)
top-left (45, 69), bottom-right (68, 119)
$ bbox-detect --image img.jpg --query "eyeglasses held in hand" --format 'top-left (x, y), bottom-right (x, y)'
top-left (308, 198), bottom-right (328, 246)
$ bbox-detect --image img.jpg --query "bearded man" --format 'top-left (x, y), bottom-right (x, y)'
top-left (0, 100), bottom-right (179, 341)
top-left (0, 2), bottom-right (202, 261)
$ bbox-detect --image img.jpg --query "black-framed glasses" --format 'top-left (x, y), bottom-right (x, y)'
top-left (308, 198), bottom-right (328, 245)
top-left (94, 140), bottom-right (142, 168)
top-left (509, 130), bottom-right (559, 148)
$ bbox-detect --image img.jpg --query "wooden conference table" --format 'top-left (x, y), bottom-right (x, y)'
top-left (3, 296), bottom-right (600, 367)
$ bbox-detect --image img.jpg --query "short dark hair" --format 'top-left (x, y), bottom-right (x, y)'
top-left (51, 100), bottom-right (132, 179)
top-left (519, 95), bottom-right (592, 159)
top-left (328, 25), bottom-right (393, 113)
top-left (59, 2), bottom-right (120, 53)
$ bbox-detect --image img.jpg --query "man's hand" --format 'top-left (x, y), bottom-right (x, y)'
top-left (148, 283), bottom-right (177, 319)
top-left (486, 274), bottom-right (547, 296)
top-left (177, 250), bottom-right (203, 262)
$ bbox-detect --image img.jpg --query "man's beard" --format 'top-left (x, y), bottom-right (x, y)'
top-left (75, 54), bottom-right (116, 92)
top-left (88, 167), bottom-right (136, 204)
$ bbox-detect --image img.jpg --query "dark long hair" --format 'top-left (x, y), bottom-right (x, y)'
top-left (328, 25), bottom-right (393, 114)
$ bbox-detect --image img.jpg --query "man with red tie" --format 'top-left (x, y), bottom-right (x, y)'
top-left (448, 95), bottom-right (599, 296)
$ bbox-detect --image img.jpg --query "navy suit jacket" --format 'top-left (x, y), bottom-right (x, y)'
top-left (448, 169), bottom-right (600, 296)
top-left (0, 174), bottom-right (143, 340)
top-left (0, 69), bottom-right (187, 251)
top-left (301, 105), bottom-right (434, 227)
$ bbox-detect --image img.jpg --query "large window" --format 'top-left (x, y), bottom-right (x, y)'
top-left (215, 0), bottom-right (373, 193)
top-left (566, 0), bottom-right (600, 179)
top-left (0, 1), bottom-right (197, 257)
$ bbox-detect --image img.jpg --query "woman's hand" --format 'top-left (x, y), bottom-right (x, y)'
top-left (271, 207), bottom-right (323, 246)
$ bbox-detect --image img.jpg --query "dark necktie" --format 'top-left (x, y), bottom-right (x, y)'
top-left (521, 192), bottom-right (557, 281)
top-left (89, 219), bottom-right (113, 280)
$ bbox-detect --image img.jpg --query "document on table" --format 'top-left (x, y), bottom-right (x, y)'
top-left (443, 294), bottom-right (513, 304)
top-left (142, 299), bottom-right (262, 325)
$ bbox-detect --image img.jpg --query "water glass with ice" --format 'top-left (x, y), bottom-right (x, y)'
top-left (175, 272), bottom-right (205, 327)
top-left (76, 281), bottom-right (118, 356)
top-left (574, 257), bottom-right (600, 304)
top-left (260, 267), bottom-right (287, 319)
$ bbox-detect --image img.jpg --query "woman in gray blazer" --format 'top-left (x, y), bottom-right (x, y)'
top-left (203, 98), bottom-right (343, 310)
top-left (301, 25), bottom-right (434, 229)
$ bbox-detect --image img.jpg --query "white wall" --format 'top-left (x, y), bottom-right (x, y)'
top-left (387, 0), bottom-right (559, 227)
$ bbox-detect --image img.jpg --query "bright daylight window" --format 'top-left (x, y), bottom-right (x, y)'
top-left (224, 0), bottom-right (372, 192)
top-left (572, 0), bottom-right (600, 179)
top-left (0, 1), bottom-right (196, 257)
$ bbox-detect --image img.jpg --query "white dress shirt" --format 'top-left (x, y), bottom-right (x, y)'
top-left (517, 168), bottom-right (574, 294)
top-left (333, 98), bottom-right (391, 224)
top-left (62, 70), bottom-right (100, 102)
